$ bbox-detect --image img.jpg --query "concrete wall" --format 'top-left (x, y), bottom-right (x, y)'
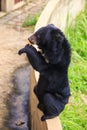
top-left (1, 0), bottom-right (14, 12)
top-left (35, 0), bottom-right (86, 31)
top-left (1, 0), bottom-right (28, 12)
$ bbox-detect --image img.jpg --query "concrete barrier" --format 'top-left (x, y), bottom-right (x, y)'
top-left (35, 0), bottom-right (85, 31)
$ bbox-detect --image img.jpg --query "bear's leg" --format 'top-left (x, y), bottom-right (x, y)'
top-left (34, 86), bottom-right (45, 112)
top-left (34, 85), bottom-right (38, 98)
top-left (41, 93), bottom-right (65, 121)
top-left (37, 103), bottom-right (45, 112)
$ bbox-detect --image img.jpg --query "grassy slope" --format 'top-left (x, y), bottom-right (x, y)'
top-left (60, 4), bottom-right (87, 130)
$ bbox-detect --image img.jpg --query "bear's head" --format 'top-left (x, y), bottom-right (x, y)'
top-left (28, 24), bottom-right (70, 64)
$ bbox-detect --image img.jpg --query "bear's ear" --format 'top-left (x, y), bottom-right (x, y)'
top-left (51, 29), bottom-right (64, 43)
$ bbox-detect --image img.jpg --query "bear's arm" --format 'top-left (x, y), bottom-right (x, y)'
top-left (18, 45), bottom-right (49, 73)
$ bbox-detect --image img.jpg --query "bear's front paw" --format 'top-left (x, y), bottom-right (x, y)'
top-left (18, 49), bottom-right (23, 55)
top-left (18, 48), bottom-right (26, 55)
top-left (23, 45), bottom-right (37, 54)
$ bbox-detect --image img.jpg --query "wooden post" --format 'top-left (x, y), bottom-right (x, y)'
top-left (30, 67), bottom-right (47, 130)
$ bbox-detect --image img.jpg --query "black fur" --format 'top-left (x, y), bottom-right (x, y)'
top-left (18, 24), bottom-right (71, 121)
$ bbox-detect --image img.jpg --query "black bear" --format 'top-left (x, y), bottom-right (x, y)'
top-left (18, 24), bottom-right (71, 121)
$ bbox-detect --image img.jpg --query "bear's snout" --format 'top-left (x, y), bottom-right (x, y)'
top-left (28, 35), bottom-right (37, 45)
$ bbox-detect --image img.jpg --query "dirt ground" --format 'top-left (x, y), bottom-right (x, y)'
top-left (0, 25), bottom-right (31, 129)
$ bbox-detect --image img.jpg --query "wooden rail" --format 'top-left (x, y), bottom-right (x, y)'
top-left (30, 66), bottom-right (47, 130)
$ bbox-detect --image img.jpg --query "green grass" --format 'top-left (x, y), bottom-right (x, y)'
top-left (60, 3), bottom-right (87, 130)
top-left (60, 94), bottom-right (87, 130)
top-left (22, 13), bottom-right (40, 27)
top-left (65, 4), bottom-right (87, 60)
